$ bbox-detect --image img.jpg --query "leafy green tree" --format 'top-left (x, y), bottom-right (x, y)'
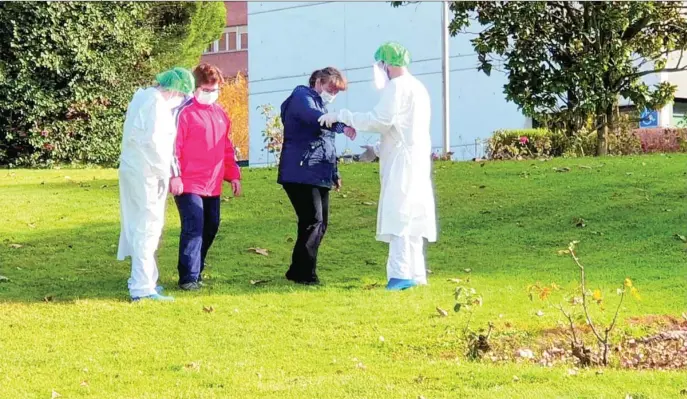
top-left (148, 2), bottom-right (226, 71)
top-left (393, 1), bottom-right (687, 155)
top-left (0, 2), bottom-right (225, 167)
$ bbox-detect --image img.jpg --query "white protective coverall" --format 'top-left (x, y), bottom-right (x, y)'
top-left (335, 74), bottom-right (437, 284)
top-left (117, 87), bottom-right (178, 298)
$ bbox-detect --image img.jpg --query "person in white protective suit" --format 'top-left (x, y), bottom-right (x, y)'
top-left (318, 42), bottom-right (437, 291)
top-left (117, 67), bottom-right (195, 302)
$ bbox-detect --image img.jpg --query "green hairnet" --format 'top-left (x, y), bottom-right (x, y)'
top-left (155, 67), bottom-right (195, 95)
top-left (374, 42), bottom-right (411, 67)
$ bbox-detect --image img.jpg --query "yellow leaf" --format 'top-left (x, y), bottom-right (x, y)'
top-left (539, 287), bottom-right (552, 300)
top-left (624, 278), bottom-right (633, 288)
top-left (551, 282), bottom-right (560, 291)
top-left (630, 287), bottom-right (641, 301)
top-left (217, 73), bottom-right (249, 161)
top-left (592, 289), bottom-right (602, 301)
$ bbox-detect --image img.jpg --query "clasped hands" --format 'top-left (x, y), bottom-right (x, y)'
top-left (318, 112), bottom-right (357, 140)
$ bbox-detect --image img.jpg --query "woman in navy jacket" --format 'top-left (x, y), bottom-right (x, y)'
top-left (278, 67), bottom-right (356, 285)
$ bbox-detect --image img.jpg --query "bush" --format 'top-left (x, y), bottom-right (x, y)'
top-left (634, 127), bottom-right (687, 153)
top-left (0, 2), bottom-right (225, 167)
top-left (487, 129), bottom-right (555, 160)
top-left (217, 73), bottom-right (248, 160)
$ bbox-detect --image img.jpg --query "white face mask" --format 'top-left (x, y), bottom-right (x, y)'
top-left (196, 85), bottom-right (220, 105)
top-left (373, 62), bottom-right (389, 90)
top-left (320, 89), bottom-right (336, 104)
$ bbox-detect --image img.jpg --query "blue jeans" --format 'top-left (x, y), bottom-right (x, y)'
top-left (174, 194), bottom-right (221, 285)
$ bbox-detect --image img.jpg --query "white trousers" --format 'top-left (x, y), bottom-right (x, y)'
top-left (386, 235), bottom-right (427, 284)
top-left (118, 169), bottom-right (167, 298)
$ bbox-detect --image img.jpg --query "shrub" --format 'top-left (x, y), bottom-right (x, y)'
top-left (0, 2), bottom-right (225, 167)
top-left (257, 104), bottom-right (283, 165)
top-left (217, 73), bottom-right (248, 160)
top-left (634, 127), bottom-right (687, 153)
top-left (487, 129), bottom-right (554, 160)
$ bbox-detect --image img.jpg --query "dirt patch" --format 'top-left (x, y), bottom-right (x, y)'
top-left (478, 315), bottom-right (687, 370)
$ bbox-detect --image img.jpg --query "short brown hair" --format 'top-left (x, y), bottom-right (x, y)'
top-left (308, 67), bottom-right (347, 91)
top-left (193, 63), bottom-right (224, 87)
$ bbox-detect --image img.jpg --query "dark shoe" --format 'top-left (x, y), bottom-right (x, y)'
top-left (179, 282), bottom-right (201, 291)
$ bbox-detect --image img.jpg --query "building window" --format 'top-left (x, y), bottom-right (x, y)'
top-left (203, 25), bottom-right (248, 55)
top-left (673, 100), bottom-right (687, 127)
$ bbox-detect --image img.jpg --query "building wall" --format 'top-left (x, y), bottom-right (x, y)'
top-left (247, 2), bottom-right (529, 166)
top-left (200, 1), bottom-right (248, 77)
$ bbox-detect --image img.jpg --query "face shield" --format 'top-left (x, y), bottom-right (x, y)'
top-left (372, 61), bottom-right (389, 90)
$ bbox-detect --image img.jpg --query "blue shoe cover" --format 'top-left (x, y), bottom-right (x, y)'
top-left (386, 278), bottom-right (417, 291)
top-left (131, 293), bottom-right (175, 302)
top-left (155, 285), bottom-right (164, 294)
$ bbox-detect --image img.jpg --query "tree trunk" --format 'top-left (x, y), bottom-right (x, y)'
top-left (595, 106), bottom-right (615, 156)
top-left (596, 112), bottom-right (608, 156)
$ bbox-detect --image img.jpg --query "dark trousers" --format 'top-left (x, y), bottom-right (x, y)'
top-left (174, 193), bottom-right (221, 285)
top-left (283, 183), bottom-right (330, 282)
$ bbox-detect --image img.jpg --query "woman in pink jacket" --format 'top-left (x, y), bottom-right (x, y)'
top-left (169, 64), bottom-right (242, 291)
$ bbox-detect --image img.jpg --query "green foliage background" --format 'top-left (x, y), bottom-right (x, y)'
top-left (0, 2), bottom-right (225, 167)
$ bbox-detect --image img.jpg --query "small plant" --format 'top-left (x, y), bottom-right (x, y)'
top-left (257, 104), bottom-right (284, 165)
top-left (453, 285), bottom-right (493, 360)
top-left (529, 241), bottom-right (641, 366)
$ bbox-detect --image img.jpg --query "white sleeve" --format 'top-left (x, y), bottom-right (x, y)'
top-left (132, 101), bottom-right (171, 177)
top-left (336, 83), bottom-right (400, 134)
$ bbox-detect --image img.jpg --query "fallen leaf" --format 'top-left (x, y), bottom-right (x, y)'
top-left (536, 310), bottom-right (545, 317)
top-left (513, 375), bottom-right (520, 382)
top-left (356, 362), bottom-right (366, 370)
top-left (248, 248), bottom-right (269, 256)
top-left (516, 349), bottom-right (534, 359)
top-left (464, 268), bottom-right (472, 273)
top-left (286, 237), bottom-right (294, 243)
top-left (9, 244), bottom-right (22, 249)
top-left (436, 307), bottom-right (449, 317)
top-left (579, 165), bottom-right (592, 170)
top-left (567, 368), bottom-right (578, 376)
top-left (363, 283), bottom-right (381, 290)
top-left (250, 279), bottom-right (269, 286)
top-left (624, 278), bottom-right (633, 288)
top-left (27, 223), bottom-right (36, 229)
top-left (80, 381), bottom-right (89, 387)
top-left (362, 201), bottom-right (375, 206)
top-left (557, 249), bottom-right (570, 255)
top-left (100, 184), bottom-right (108, 189)
top-left (426, 269), bottom-right (433, 274)
top-left (0, 276), bottom-right (9, 283)
top-left (682, 312), bottom-right (687, 321)
top-left (675, 234), bottom-right (687, 243)
top-left (202, 306), bottom-right (215, 313)
top-left (479, 185), bottom-right (486, 189)
top-left (52, 390), bottom-right (61, 398)
top-left (447, 278), bottom-right (462, 283)
top-left (43, 296), bottom-right (54, 303)
top-left (680, 388), bottom-right (687, 396)
top-left (379, 336), bottom-right (385, 342)
top-left (553, 167), bottom-right (571, 173)
top-left (185, 362), bottom-right (201, 372)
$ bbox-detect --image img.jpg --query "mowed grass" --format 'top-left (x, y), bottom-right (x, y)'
top-left (0, 154), bottom-right (686, 399)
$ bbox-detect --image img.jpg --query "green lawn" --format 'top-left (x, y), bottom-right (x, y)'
top-left (1, 154), bottom-right (686, 398)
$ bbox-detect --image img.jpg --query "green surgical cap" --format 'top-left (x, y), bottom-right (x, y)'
top-left (155, 67), bottom-right (195, 95)
top-left (374, 42), bottom-right (411, 67)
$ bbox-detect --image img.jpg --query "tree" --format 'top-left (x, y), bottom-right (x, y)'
top-left (217, 73), bottom-right (249, 161)
top-left (148, 2), bottom-right (226, 71)
top-left (393, 1), bottom-right (687, 155)
top-left (0, 2), bottom-right (225, 166)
